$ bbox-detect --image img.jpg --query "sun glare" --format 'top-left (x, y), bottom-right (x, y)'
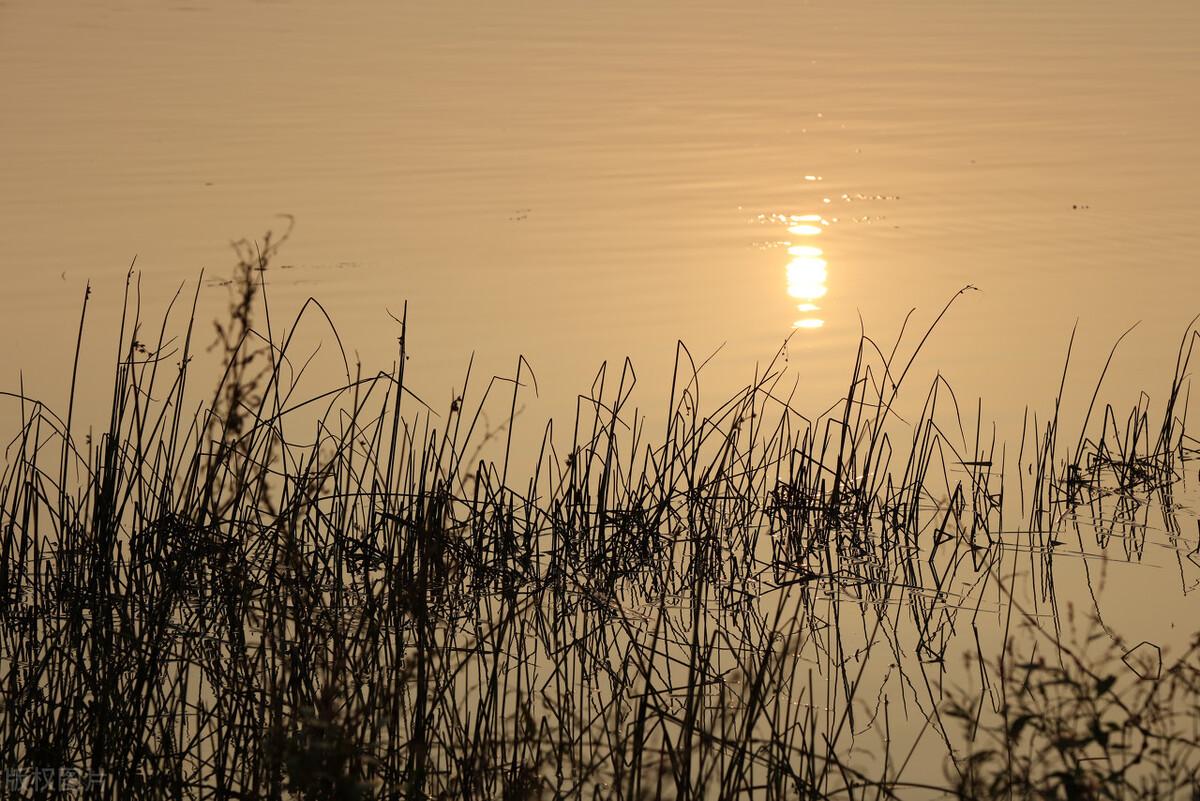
top-left (786, 256), bottom-right (828, 300)
top-left (780, 211), bottom-right (831, 330)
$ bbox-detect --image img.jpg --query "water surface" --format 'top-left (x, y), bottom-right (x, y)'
top-left (3, 2), bottom-right (1200, 792)
top-left (2, 0), bottom-right (1198, 429)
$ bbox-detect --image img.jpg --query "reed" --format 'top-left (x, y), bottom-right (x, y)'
top-left (1, 234), bottom-right (1197, 799)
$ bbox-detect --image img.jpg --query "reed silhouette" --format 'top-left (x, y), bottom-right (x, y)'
top-left (1, 233), bottom-right (1197, 799)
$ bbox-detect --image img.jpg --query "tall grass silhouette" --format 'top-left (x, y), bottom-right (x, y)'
top-left (1, 232), bottom-right (1198, 799)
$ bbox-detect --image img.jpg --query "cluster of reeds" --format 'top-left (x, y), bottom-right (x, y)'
top-left (946, 606), bottom-right (1200, 799)
top-left (1, 235), bottom-right (1197, 799)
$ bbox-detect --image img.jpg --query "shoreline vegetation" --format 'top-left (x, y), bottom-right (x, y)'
top-left (2, 234), bottom-right (1199, 799)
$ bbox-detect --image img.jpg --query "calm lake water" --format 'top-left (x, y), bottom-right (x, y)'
top-left (3, 0), bottom-right (1199, 432)
top-left (3, 2), bottom-right (1200, 792)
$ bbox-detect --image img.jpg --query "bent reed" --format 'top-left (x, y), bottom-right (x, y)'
top-left (2, 234), bottom-right (1199, 800)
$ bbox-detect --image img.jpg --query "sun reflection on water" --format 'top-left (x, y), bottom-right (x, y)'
top-left (783, 212), bottom-right (829, 330)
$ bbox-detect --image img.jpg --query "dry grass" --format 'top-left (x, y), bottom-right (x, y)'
top-left (1, 234), bottom-right (1198, 799)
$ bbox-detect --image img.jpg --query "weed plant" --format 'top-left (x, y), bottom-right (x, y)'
top-left (1, 235), bottom-right (1198, 799)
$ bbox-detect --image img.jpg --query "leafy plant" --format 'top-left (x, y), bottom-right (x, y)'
top-left (947, 612), bottom-right (1200, 799)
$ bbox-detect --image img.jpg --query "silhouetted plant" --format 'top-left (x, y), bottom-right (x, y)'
top-left (0, 232), bottom-right (1196, 799)
top-left (946, 611), bottom-right (1200, 800)
top-left (266, 683), bottom-right (379, 801)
